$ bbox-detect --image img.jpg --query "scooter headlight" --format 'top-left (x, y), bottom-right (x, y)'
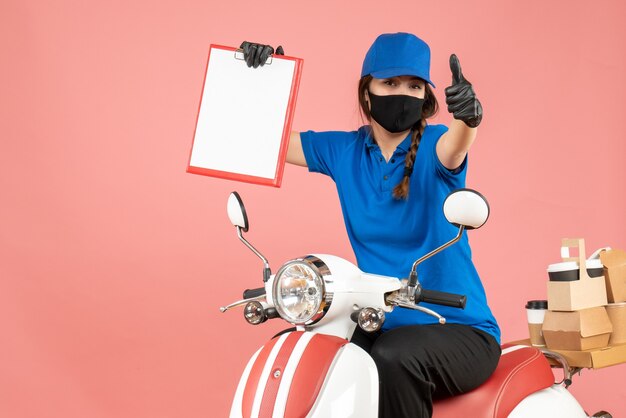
top-left (272, 257), bottom-right (331, 325)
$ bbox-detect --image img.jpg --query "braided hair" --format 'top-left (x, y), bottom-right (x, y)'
top-left (358, 75), bottom-right (439, 199)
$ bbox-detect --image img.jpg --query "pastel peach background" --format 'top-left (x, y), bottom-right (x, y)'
top-left (1, 0), bottom-right (625, 417)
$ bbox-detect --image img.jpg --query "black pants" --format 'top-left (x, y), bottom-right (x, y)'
top-left (351, 324), bottom-right (501, 418)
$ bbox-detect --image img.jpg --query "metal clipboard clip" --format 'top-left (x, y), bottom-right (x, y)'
top-left (234, 49), bottom-right (274, 65)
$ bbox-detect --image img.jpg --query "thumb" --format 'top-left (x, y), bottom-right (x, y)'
top-left (449, 54), bottom-right (465, 85)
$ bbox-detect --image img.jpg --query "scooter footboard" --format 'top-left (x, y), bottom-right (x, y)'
top-left (230, 331), bottom-right (377, 418)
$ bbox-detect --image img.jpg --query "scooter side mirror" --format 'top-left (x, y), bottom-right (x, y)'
top-left (443, 189), bottom-right (490, 230)
top-left (407, 189), bottom-right (489, 300)
top-left (226, 191), bottom-right (271, 282)
top-left (227, 191), bottom-right (249, 232)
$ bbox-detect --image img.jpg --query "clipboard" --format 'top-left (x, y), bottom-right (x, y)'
top-left (187, 44), bottom-right (303, 187)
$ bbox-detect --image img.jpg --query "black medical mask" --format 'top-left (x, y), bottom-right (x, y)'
top-left (367, 91), bottom-right (424, 133)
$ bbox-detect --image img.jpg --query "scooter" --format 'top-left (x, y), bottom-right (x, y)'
top-left (220, 189), bottom-right (612, 418)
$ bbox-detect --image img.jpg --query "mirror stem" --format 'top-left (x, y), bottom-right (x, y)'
top-left (407, 226), bottom-right (465, 300)
top-left (236, 226), bottom-right (272, 282)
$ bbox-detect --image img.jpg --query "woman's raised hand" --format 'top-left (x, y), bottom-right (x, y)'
top-left (239, 41), bottom-right (285, 68)
top-left (444, 54), bottom-right (483, 128)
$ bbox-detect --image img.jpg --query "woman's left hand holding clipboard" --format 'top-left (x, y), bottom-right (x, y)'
top-left (239, 41), bottom-right (285, 68)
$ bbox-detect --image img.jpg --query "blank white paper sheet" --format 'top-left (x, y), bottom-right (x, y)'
top-left (188, 45), bottom-right (302, 187)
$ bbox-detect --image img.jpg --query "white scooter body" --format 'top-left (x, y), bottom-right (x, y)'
top-left (222, 191), bottom-right (608, 418)
top-left (230, 255), bottom-right (392, 418)
top-left (508, 385), bottom-right (586, 417)
top-left (228, 255), bottom-right (590, 418)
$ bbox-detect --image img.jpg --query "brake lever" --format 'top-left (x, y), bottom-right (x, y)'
top-left (220, 294), bottom-right (266, 313)
top-left (386, 293), bottom-right (446, 324)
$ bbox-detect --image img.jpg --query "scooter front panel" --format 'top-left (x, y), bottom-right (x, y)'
top-left (232, 331), bottom-right (349, 418)
top-left (281, 333), bottom-right (350, 417)
top-left (258, 332), bottom-right (305, 417)
top-left (241, 332), bottom-right (285, 418)
top-left (306, 343), bottom-right (379, 418)
top-left (230, 347), bottom-right (262, 418)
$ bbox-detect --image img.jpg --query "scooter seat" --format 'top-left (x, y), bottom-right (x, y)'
top-left (432, 344), bottom-right (555, 418)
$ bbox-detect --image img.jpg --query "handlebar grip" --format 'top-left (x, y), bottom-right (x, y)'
top-left (418, 288), bottom-right (466, 309)
top-left (243, 287), bottom-right (266, 299)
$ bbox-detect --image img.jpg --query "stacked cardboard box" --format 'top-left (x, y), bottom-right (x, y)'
top-left (542, 238), bottom-right (612, 350)
top-left (600, 249), bottom-right (626, 346)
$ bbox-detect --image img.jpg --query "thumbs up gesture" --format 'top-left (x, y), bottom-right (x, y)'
top-left (445, 54), bottom-right (483, 128)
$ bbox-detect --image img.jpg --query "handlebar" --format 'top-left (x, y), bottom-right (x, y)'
top-left (242, 287), bottom-right (266, 299)
top-left (417, 288), bottom-right (466, 309)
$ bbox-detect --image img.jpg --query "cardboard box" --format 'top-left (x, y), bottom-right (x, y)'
top-left (542, 306), bottom-right (613, 351)
top-left (606, 302), bottom-right (626, 345)
top-left (509, 339), bottom-right (626, 369)
top-left (600, 249), bottom-right (626, 303)
top-left (547, 238), bottom-right (608, 311)
top-left (544, 344), bottom-right (626, 369)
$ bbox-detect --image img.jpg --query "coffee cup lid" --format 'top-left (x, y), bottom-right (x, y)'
top-left (526, 300), bottom-right (548, 309)
top-left (547, 261), bottom-right (578, 272)
top-left (547, 259), bottom-right (603, 272)
top-left (587, 259), bottom-right (603, 269)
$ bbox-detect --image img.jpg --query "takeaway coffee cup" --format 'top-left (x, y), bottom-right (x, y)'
top-left (526, 300), bottom-right (548, 347)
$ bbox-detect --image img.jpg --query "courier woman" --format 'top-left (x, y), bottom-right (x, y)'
top-left (241, 33), bottom-right (500, 418)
